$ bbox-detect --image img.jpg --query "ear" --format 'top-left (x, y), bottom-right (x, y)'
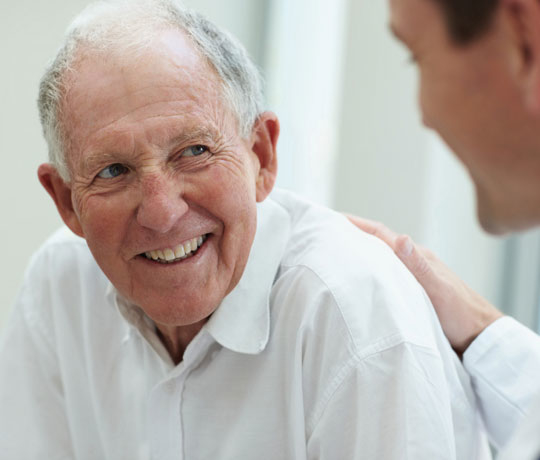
top-left (249, 111), bottom-right (279, 202)
top-left (502, 0), bottom-right (540, 113)
top-left (37, 163), bottom-right (84, 238)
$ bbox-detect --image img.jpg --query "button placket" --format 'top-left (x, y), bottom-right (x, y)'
top-left (147, 330), bottom-right (216, 460)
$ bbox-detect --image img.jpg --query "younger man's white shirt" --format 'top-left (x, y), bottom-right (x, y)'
top-left (498, 391), bottom-right (540, 460)
top-left (0, 189), bottom-right (490, 459)
top-left (463, 316), bottom-right (540, 459)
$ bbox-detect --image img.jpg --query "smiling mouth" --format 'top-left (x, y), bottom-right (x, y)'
top-left (142, 234), bottom-right (208, 264)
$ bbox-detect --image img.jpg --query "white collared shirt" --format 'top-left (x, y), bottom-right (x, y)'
top-left (463, 317), bottom-right (540, 459)
top-left (0, 189), bottom-right (490, 459)
top-left (498, 391), bottom-right (540, 460)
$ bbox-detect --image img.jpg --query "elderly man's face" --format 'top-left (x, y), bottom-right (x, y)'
top-left (39, 30), bottom-right (278, 328)
top-left (389, 0), bottom-right (540, 233)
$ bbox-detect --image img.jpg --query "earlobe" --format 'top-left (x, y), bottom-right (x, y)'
top-left (502, 0), bottom-right (540, 112)
top-left (250, 112), bottom-right (280, 202)
top-left (37, 164), bottom-right (84, 237)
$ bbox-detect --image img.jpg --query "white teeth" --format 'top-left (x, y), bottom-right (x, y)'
top-left (144, 234), bottom-right (207, 263)
top-left (174, 245), bottom-right (185, 258)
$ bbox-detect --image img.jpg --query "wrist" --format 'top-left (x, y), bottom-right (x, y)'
top-left (455, 298), bottom-right (504, 355)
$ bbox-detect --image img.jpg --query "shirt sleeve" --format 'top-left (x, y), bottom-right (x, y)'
top-left (0, 273), bottom-right (75, 459)
top-left (462, 316), bottom-right (540, 449)
top-left (497, 390), bottom-right (540, 460)
top-left (307, 341), bottom-right (458, 460)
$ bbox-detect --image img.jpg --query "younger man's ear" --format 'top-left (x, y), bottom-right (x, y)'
top-left (250, 111), bottom-right (280, 202)
top-left (503, 0), bottom-right (540, 112)
top-left (37, 163), bottom-right (84, 238)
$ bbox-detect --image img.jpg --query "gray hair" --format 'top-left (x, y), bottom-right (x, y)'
top-left (38, 0), bottom-right (265, 181)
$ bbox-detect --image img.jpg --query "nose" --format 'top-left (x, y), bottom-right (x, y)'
top-left (136, 173), bottom-right (188, 233)
top-left (421, 112), bottom-right (432, 129)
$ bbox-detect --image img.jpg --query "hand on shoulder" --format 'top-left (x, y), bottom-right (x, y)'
top-left (346, 215), bottom-right (503, 354)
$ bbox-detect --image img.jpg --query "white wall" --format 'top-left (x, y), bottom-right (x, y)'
top-left (0, 0), bottom-right (267, 328)
top-left (1, 1), bottom-right (87, 328)
top-left (333, 0), bottom-right (430, 241)
top-left (264, 0), bottom-right (348, 206)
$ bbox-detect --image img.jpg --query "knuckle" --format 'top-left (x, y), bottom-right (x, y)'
top-left (412, 251), bottom-right (432, 278)
top-left (420, 247), bottom-right (436, 261)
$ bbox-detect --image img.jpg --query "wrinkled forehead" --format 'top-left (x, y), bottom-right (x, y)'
top-left (60, 29), bottom-right (225, 148)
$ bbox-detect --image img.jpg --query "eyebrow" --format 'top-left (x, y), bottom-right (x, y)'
top-left (167, 126), bottom-right (218, 150)
top-left (82, 152), bottom-right (125, 176)
top-left (81, 125), bottom-right (221, 174)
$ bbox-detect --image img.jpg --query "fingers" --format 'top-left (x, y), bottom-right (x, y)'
top-left (395, 235), bottom-right (431, 278)
top-left (346, 213), bottom-right (505, 352)
top-left (346, 213), bottom-right (433, 283)
top-left (345, 215), bottom-right (379, 233)
top-left (346, 215), bottom-right (399, 249)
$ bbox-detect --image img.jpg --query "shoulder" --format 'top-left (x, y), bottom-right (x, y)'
top-left (29, 225), bottom-right (91, 263)
top-left (269, 189), bottom-right (441, 354)
top-left (25, 226), bottom-right (102, 286)
top-left (17, 226), bottom-right (109, 330)
top-left (270, 189), bottom-right (407, 279)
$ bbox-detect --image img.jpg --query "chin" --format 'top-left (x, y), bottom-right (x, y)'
top-left (133, 291), bottom-right (218, 327)
top-left (475, 191), bottom-right (535, 236)
top-left (147, 305), bottom-right (215, 329)
top-left (475, 186), bottom-right (513, 235)
top-left (477, 208), bottom-right (509, 235)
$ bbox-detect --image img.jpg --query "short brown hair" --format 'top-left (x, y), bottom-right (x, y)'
top-left (433, 0), bottom-right (499, 43)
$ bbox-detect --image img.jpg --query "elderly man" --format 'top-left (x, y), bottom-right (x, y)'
top-left (0, 1), bottom-right (489, 459)
top-left (349, 0), bottom-right (540, 459)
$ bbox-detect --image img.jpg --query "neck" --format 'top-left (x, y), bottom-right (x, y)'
top-left (156, 319), bottom-right (207, 364)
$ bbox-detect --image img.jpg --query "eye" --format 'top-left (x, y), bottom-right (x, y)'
top-left (97, 163), bottom-right (129, 179)
top-left (182, 145), bottom-right (209, 157)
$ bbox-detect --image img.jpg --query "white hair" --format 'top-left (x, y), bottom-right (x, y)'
top-left (38, 0), bottom-right (265, 181)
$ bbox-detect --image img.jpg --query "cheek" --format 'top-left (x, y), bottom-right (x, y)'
top-left (419, 66), bottom-right (469, 137)
top-left (76, 193), bottom-right (133, 253)
top-left (201, 164), bottom-right (258, 254)
top-left (203, 161), bottom-right (257, 211)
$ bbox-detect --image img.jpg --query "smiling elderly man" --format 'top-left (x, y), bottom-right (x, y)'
top-left (0, 1), bottom-right (490, 459)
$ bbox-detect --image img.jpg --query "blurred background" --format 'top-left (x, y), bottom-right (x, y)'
top-left (1, 0), bottom-right (539, 332)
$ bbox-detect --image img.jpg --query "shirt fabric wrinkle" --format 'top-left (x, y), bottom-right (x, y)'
top-left (0, 189), bottom-right (493, 460)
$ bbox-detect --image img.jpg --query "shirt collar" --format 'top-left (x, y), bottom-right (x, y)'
top-left (204, 196), bottom-right (291, 354)
top-left (106, 283), bottom-right (174, 365)
top-left (106, 195), bottom-right (291, 356)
